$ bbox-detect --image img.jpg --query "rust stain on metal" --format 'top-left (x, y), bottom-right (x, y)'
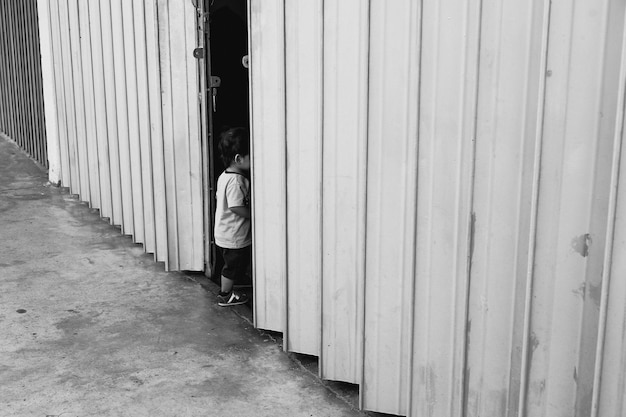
top-left (588, 281), bottom-right (602, 308)
top-left (469, 212), bottom-right (476, 265)
top-left (572, 282), bottom-right (586, 299)
top-left (570, 233), bottom-right (592, 257)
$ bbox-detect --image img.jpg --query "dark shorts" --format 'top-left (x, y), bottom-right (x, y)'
top-left (219, 245), bottom-right (251, 282)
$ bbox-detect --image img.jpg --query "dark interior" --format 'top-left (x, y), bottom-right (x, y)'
top-left (206, 0), bottom-right (251, 284)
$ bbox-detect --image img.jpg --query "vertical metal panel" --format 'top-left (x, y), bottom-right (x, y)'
top-left (99, 0), bottom-right (124, 226)
top-left (57, 0), bottom-right (81, 192)
top-left (86, 0), bottom-right (114, 220)
top-left (249, 0), bottom-right (288, 332)
top-left (320, 0), bottom-right (368, 384)
top-left (121, 0), bottom-right (145, 244)
top-left (0, 2), bottom-right (6, 135)
top-left (156, 0), bottom-right (204, 271)
top-left (67, 1), bottom-right (91, 200)
top-left (38, 0), bottom-right (61, 181)
top-left (133, 0), bottom-right (157, 256)
top-left (7, 2), bottom-right (22, 151)
top-left (39, 0), bottom-right (202, 271)
top-left (463, 1), bottom-right (545, 416)
top-left (110, 0), bottom-right (135, 234)
top-left (145, 0), bottom-right (169, 264)
top-left (77, 0), bottom-right (102, 210)
top-left (526, 0), bottom-right (624, 415)
top-left (409, 0), bottom-right (481, 415)
top-left (48, 0), bottom-right (72, 186)
top-left (157, 0), bottom-right (180, 268)
top-left (31, 0), bottom-right (47, 166)
top-left (284, 0), bottom-right (323, 356)
top-left (596, 7), bottom-right (626, 414)
top-left (197, 0), bottom-right (210, 273)
top-left (363, 1), bottom-right (421, 414)
top-left (1, 0), bottom-right (48, 168)
top-left (183, 0), bottom-right (205, 271)
top-left (17, 2), bottom-right (29, 156)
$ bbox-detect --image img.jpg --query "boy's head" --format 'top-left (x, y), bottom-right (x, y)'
top-left (218, 127), bottom-right (250, 170)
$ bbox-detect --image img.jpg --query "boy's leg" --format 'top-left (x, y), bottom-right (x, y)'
top-left (221, 275), bottom-right (235, 294)
top-left (217, 246), bottom-right (250, 306)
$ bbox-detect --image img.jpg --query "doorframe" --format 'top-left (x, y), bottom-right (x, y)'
top-left (197, 0), bottom-right (216, 277)
top-left (198, 0), bottom-right (252, 279)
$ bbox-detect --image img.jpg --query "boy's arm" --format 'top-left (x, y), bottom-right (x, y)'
top-left (230, 206), bottom-right (250, 219)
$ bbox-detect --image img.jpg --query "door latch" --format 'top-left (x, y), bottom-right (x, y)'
top-left (209, 76), bottom-right (221, 112)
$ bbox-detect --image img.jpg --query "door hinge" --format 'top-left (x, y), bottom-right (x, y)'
top-left (193, 47), bottom-right (204, 59)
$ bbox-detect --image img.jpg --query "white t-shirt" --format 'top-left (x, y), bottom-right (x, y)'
top-left (214, 171), bottom-right (251, 249)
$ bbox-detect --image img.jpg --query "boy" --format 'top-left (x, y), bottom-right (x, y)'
top-left (214, 127), bottom-right (251, 307)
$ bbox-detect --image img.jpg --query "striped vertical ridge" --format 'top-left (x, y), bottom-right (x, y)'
top-left (363, 1), bottom-right (420, 413)
top-left (248, 0), bottom-right (288, 332)
top-left (284, 0), bottom-right (323, 356)
top-left (592, 4), bottom-right (626, 414)
top-left (121, 0), bottom-right (145, 245)
top-left (77, 0), bottom-right (102, 210)
top-left (320, 0), bottom-right (369, 385)
top-left (87, 0), bottom-right (114, 220)
top-left (38, 0), bottom-right (61, 178)
top-left (145, 0), bottom-right (168, 265)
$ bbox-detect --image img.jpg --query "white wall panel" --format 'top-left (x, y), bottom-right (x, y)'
top-left (363, 1), bottom-right (421, 414)
top-left (320, 0), bottom-right (368, 384)
top-left (57, 0), bottom-right (80, 193)
top-left (110, 0), bottom-right (134, 235)
top-left (77, 0), bottom-right (101, 210)
top-left (121, 0), bottom-right (145, 245)
top-left (40, 0), bottom-right (204, 271)
top-left (46, 0), bottom-right (68, 184)
top-left (409, 0), bottom-right (481, 416)
top-left (597, 8), bottom-right (626, 413)
top-left (598, 43), bottom-right (626, 414)
top-left (284, 0), bottom-right (323, 356)
top-left (87, 0), bottom-right (114, 221)
top-left (463, 1), bottom-right (545, 416)
top-left (67, 1), bottom-right (91, 204)
top-left (249, 0), bottom-right (287, 332)
top-left (133, 0), bottom-right (157, 255)
top-left (38, 0), bottom-right (61, 180)
top-left (163, 0), bottom-right (203, 271)
top-left (526, 0), bottom-right (624, 416)
top-left (155, 0), bottom-right (204, 271)
top-left (183, 0), bottom-right (204, 271)
top-left (98, 0), bottom-right (124, 226)
top-left (157, 0), bottom-right (179, 269)
top-left (144, 0), bottom-right (169, 264)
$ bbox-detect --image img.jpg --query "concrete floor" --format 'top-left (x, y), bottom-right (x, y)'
top-left (0, 135), bottom-right (364, 417)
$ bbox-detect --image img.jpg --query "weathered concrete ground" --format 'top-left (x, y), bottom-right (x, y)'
top-left (0, 135), bottom-right (362, 417)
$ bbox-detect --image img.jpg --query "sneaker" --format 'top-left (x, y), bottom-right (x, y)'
top-left (217, 290), bottom-right (249, 307)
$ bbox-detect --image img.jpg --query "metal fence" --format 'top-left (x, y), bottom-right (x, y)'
top-left (249, 0), bottom-right (626, 415)
top-left (36, 0), bottom-right (626, 415)
top-left (0, 0), bottom-right (47, 167)
top-left (37, 0), bottom-right (205, 271)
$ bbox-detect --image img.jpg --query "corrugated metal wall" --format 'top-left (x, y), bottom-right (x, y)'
top-left (37, 0), bottom-right (205, 271)
top-left (0, 0), bottom-right (48, 167)
top-left (249, 0), bottom-right (626, 415)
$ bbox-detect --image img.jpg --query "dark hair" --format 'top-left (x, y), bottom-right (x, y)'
top-left (218, 127), bottom-right (250, 168)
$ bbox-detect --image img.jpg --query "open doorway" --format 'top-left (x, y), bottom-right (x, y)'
top-left (203, 0), bottom-right (251, 285)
